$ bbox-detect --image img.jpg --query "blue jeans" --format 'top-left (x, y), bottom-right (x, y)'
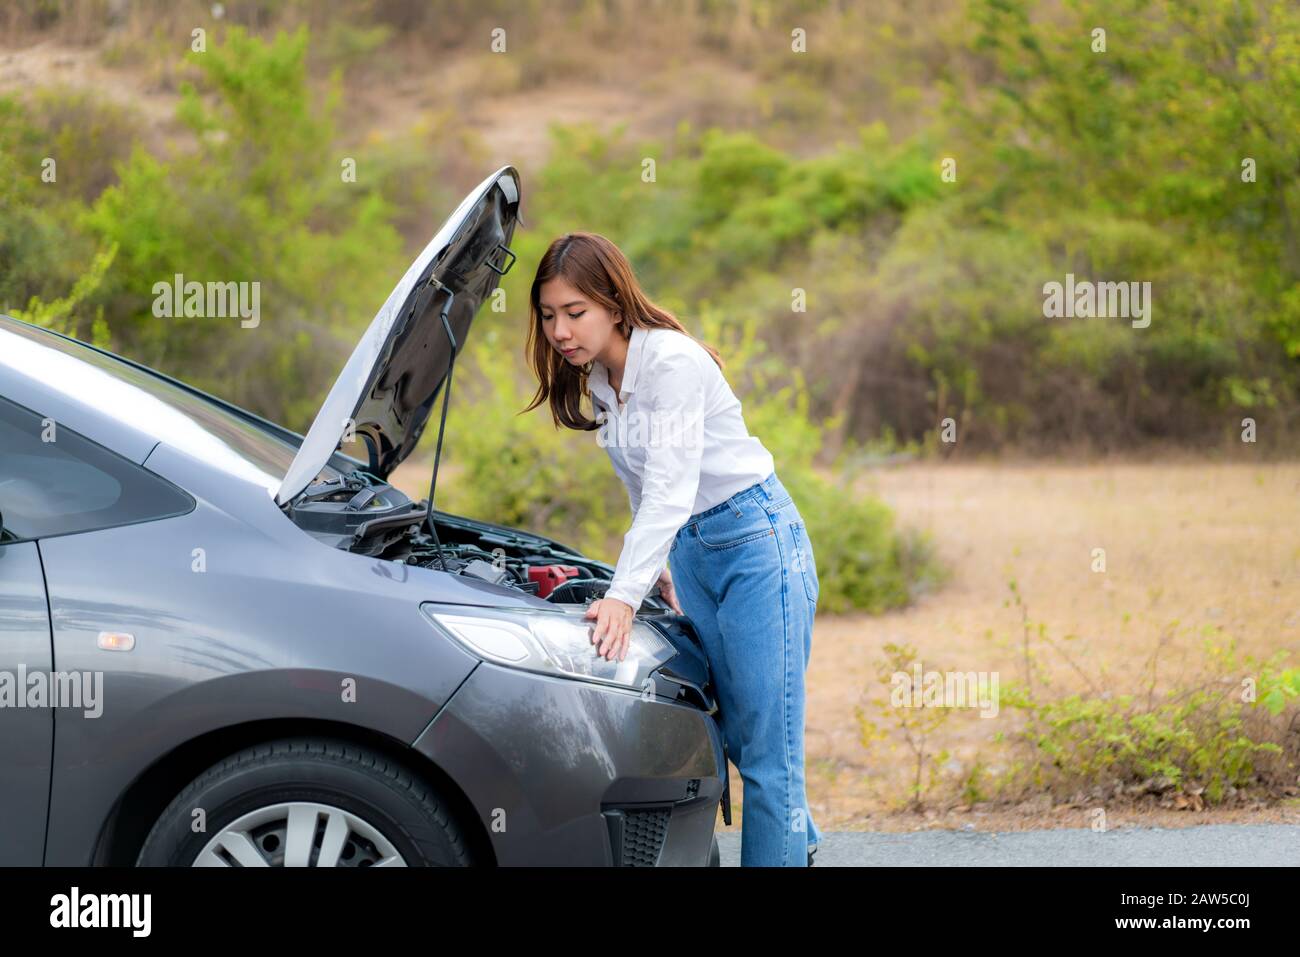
top-left (668, 470), bottom-right (822, 866)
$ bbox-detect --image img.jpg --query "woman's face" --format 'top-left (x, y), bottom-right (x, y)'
top-left (537, 276), bottom-right (620, 366)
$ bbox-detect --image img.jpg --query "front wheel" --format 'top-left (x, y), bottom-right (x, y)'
top-left (137, 738), bottom-right (470, 867)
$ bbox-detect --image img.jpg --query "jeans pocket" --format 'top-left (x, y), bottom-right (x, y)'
top-left (694, 498), bottom-right (774, 550)
top-left (789, 519), bottom-right (819, 608)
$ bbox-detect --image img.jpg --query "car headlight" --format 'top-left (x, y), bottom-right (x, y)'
top-left (420, 602), bottom-right (676, 692)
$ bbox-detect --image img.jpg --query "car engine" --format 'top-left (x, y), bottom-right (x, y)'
top-left (284, 469), bottom-right (670, 612)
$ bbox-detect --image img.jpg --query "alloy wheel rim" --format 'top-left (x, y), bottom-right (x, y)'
top-left (192, 801), bottom-right (407, 867)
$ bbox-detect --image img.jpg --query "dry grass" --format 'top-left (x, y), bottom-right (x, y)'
top-left (795, 460), bottom-right (1300, 832)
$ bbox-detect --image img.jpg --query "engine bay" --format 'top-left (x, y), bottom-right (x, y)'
top-left (284, 469), bottom-right (669, 611)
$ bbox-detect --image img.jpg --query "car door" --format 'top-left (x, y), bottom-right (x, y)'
top-left (0, 394), bottom-right (194, 865)
top-left (0, 537), bottom-right (54, 865)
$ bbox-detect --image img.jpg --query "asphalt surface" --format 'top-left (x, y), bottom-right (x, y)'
top-left (715, 825), bottom-right (1300, 866)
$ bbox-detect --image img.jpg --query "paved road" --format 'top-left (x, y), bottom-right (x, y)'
top-left (715, 825), bottom-right (1300, 866)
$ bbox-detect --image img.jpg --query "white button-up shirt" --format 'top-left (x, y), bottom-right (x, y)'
top-left (587, 325), bottom-right (775, 610)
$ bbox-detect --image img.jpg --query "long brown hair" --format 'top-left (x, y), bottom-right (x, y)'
top-left (523, 231), bottom-right (723, 431)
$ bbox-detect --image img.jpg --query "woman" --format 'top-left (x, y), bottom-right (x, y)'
top-left (523, 232), bottom-right (822, 867)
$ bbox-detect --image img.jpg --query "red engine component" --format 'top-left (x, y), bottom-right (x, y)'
top-left (527, 564), bottom-right (580, 598)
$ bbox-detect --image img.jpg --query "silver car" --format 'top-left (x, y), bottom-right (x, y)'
top-left (0, 166), bottom-right (728, 867)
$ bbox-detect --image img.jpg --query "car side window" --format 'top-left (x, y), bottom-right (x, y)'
top-left (0, 396), bottom-right (193, 542)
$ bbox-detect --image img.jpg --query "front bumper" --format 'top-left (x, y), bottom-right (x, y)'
top-left (412, 660), bottom-right (726, 865)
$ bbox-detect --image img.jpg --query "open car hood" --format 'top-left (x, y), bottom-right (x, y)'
top-left (275, 166), bottom-right (521, 506)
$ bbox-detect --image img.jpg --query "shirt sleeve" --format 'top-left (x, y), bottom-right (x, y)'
top-left (604, 350), bottom-right (706, 610)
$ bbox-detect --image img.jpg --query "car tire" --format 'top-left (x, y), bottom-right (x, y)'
top-left (136, 737), bottom-right (471, 867)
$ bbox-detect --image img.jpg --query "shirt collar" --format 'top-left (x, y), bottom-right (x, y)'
top-left (589, 325), bottom-right (647, 407)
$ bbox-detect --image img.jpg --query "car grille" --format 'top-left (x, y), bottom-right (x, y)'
top-left (603, 806), bottom-right (672, 866)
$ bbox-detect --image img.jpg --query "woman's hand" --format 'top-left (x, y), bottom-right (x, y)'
top-left (657, 567), bottom-right (684, 615)
top-left (585, 597), bottom-right (635, 661)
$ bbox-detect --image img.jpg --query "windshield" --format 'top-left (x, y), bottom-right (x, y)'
top-left (0, 316), bottom-right (354, 490)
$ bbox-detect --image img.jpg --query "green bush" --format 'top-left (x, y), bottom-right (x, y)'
top-left (81, 25), bottom-right (407, 428)
top-left (993, 583), bottom-right (1300, 805)
top-left (0, 95), bottom-right (106, 321)
top-left (6, 0), bottom-right (1300, 455)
